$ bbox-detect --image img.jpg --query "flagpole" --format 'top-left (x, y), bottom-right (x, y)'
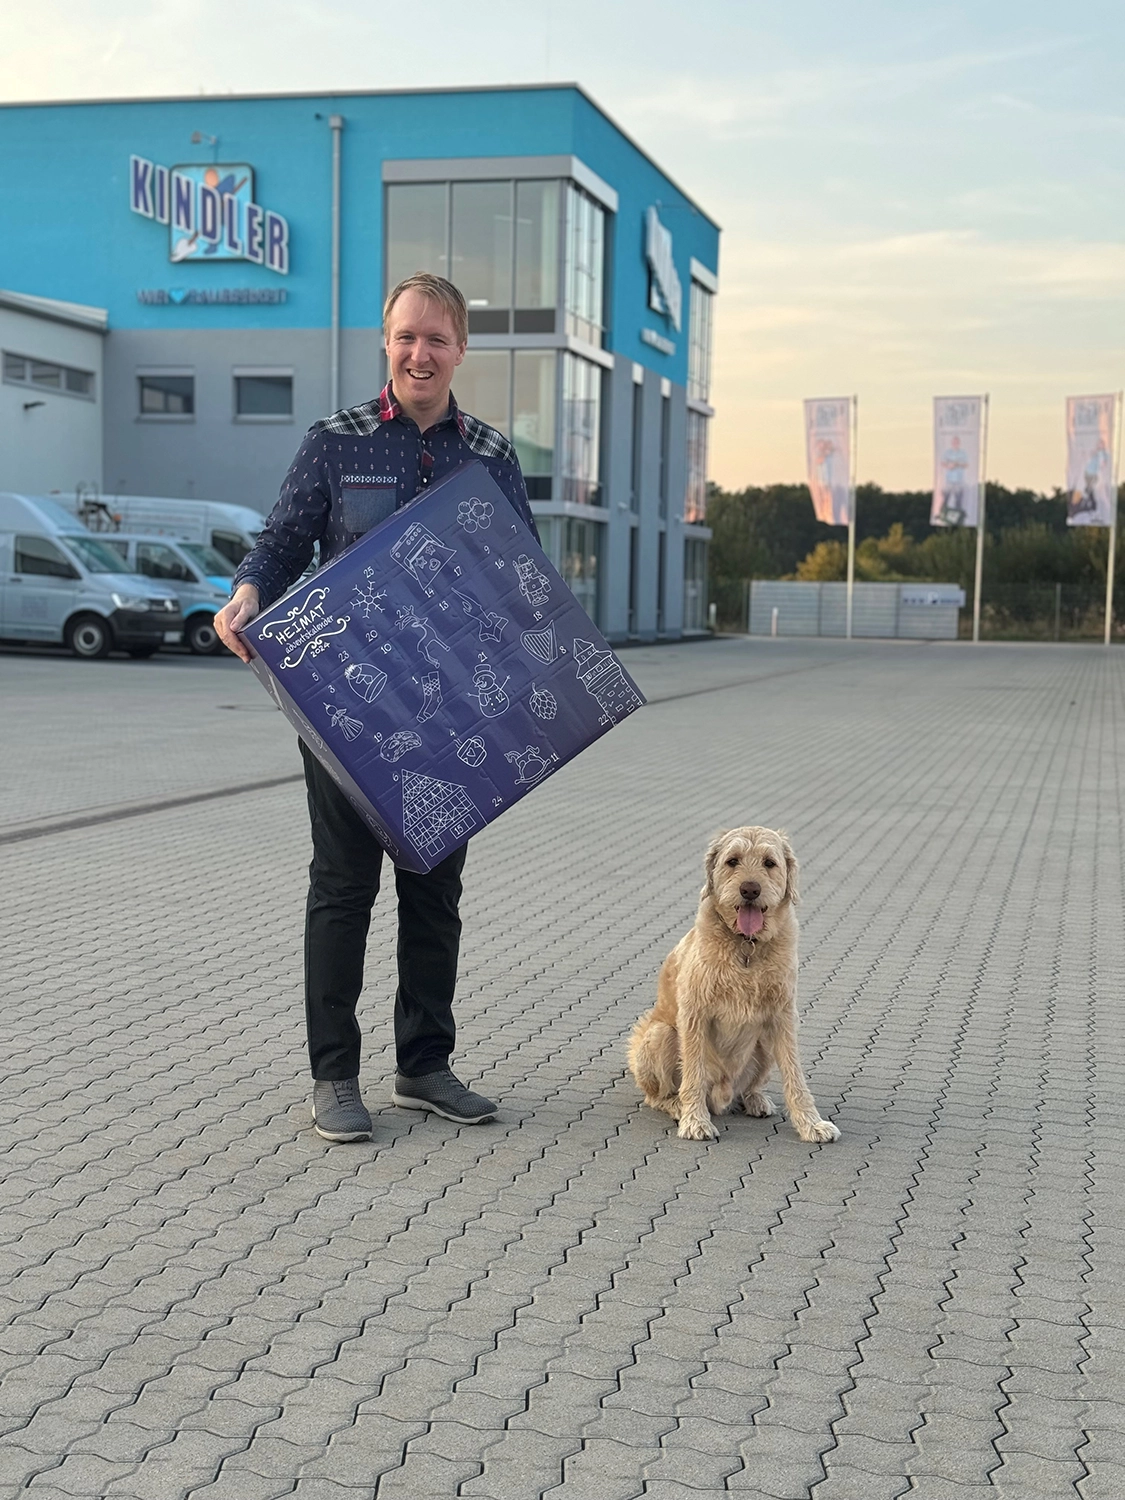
top-left (1106, 390), bottom-right (1122, 648)
top-left (846, 394), bottom-right (857, 640)
top-left (972, 394), bottom-right (990, 644)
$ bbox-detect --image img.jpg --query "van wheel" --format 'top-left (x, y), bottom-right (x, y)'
top-left (66, 614), bottom-right (112, 660)
top-left (187, 614), bottom-right (222, 655)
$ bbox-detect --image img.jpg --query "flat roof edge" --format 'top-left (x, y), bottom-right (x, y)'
top-left (0, 288), bottom-right (109, 332)
top-left (0, 80), bottom-right (720, 231)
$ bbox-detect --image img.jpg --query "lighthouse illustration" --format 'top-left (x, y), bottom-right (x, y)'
top-left (572, 639), bottom-right (644, 722)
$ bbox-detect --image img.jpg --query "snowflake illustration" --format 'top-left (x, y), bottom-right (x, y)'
top-left (351, 580), bottom-right (386, 619)
top-left (457, 497), bottom-right (494, 533)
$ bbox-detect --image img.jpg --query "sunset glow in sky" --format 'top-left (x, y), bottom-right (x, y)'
top-left (3, 0), bottom-right (1121, 494)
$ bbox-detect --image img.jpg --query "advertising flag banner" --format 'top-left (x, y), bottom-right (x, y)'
top-left (932, 397), bottom-right (983, 527)
top-left (1066, 395), bottom-right (1117, 526)
top-left (804, 398), bottom-right (853, 525)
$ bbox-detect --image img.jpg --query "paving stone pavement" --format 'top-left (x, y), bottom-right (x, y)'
top-left (1, 635), bottom-right (1122, 1500)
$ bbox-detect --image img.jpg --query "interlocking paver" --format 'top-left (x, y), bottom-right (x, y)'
top-left (1, 637), bottom-right (1122, 1496)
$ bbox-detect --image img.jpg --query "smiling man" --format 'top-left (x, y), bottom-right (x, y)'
top-left (215, 273), bottom-right (536, 1143)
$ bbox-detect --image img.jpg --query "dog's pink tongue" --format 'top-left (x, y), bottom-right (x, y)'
top-left (738, 906), bottom-right (764, 938)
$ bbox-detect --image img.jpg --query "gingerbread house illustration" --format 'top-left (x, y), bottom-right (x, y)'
top-left (401, 770), bottom-right (481, 861)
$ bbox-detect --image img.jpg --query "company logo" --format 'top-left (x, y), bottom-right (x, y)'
top-left (130, 156), bottom-right (290, 275)
top-left (136, 288), bottom-right (289, 305)
top-left (645, 207), bottom-right (682, 332)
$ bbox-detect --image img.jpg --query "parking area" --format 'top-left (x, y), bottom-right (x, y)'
top-left (1, 636), bottom-right (1123, 1500)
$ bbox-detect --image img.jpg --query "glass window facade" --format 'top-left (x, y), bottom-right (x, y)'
top-left (386, 178), bottom-right (567, 335)
top-left (514, 181), bottom-right (559, 332)
top-left (560, 353), bottom-right (601, 507)
top-left (512, 350), bottom-right (555, 490)
top-left (538, 515), bottom-right (600, 622)
top-left (688, 280), bottom-right (714, 404)
top-left (452, 349), bottom-right (556, 499)
top-left (454, 349), bottom-right (511, 436)
top-left (564, 184), bottom-right (605, 346)
top-left (451, 181), bottom-right (513, 331)
top-left (683, 538), bottom-right (708, 631)
top-left (685, 408), bottom-right (709, 523)
top-left (385, 182), bottom-right (448, 290)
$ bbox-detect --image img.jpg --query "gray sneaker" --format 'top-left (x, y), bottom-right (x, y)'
top-left (311, 1078), bottom-right (372, 1142)
top-left (392, 1069), bottom-right (498, 1124)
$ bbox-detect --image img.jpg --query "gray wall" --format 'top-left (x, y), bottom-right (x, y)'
top-left (0, 306), bottom-right (104, 497)
top-left (102, 326), bottom-right (384, 512)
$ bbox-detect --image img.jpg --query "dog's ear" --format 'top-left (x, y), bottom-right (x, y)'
top-left (778, 831), bottom-right (800, 905)
top-left (703, 830), bottom-right (729, 896)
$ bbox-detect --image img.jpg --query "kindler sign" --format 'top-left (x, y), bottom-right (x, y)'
top-left (645, 206), bottom-right (682, 332)
top-left (129, 155), bottom-right (290, 275)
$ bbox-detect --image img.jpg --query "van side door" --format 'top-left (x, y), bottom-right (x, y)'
top-left (6, 535), bottom-right (81, 641)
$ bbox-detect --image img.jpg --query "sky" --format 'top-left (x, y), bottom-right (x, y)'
top-left (2, 0), bottom-right (1122, 494)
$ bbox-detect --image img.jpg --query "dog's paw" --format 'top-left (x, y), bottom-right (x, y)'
top-left (796, 1117), bottom-right (840, 1144)
top-left (678, 1115), bottom-right (719, 1141)
top-left (741, 1091), bottom-right (775, 1118)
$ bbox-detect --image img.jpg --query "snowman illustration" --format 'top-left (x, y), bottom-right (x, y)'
top-left (470, 661), bottom-right (510, 718)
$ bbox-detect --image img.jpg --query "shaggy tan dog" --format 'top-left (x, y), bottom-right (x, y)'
top-left (627, 826), bottom-right (840, 1145)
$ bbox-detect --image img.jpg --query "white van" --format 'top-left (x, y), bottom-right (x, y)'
top-left (58, 494), bottom-right (267, 566)
top-left (0, 493), bottom-right (182, 659)
top-left (96, 533), bottom-right (234, 654)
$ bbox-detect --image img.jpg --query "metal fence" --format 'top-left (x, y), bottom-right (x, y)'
top-left (714, 578), bottom-right (1122, 642)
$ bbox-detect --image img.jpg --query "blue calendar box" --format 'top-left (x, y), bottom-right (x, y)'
top-left (241, 461), bottom-right (646, 872)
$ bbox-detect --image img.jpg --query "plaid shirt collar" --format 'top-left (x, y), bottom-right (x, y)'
top-left (379, 381), bottom-right (465, 437)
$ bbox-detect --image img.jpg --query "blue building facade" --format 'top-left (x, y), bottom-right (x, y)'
top-left (0, 84), bottom-right (719, 639)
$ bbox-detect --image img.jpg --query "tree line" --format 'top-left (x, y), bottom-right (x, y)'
top-left (708, 482), bottom-right (1122, 603)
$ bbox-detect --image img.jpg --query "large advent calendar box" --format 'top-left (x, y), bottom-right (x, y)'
top-left (242, 461), bottom-right (646, 872)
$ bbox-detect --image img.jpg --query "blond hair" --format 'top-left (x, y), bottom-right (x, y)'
top-left (383, 273), bottom-right (468, 346)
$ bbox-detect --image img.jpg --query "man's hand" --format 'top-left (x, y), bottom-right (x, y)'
top-left (214, 583), bottom-right (261, 662)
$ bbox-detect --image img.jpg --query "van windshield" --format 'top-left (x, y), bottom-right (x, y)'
top-left (64, 535), bottom-right (133, 574)
top-left (180, 542), bottom-right (236, 578)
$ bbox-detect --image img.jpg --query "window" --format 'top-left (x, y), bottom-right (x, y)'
top-left (538, 515), bottom-right (600, 623)
top-left (235, 374), bottom-right (293, 418)
top-left (14, 535), bottom-right (79, 578)
top-left (211, 530), bottom-right (250, 566)
top-left (4, 351), bottom-right (95, 400)
top-left (64, 535), bottom-right (131, 573)
top-left (512, 350), bottom-right (555, 493)
top-left (139, 374), bottom-right (194, 416)
top-left (181, 542), bottom-right (236, 579)
top-left (387, 178), bottom-right (564, 336)
top-left (657, 531), bottom-right (667, 634)
top-left (685, 409), bottom-right (709, 523)
top-left (137, 542), bottom-right (195, 582)
top-left (452, 349), bottom-right (556, 499)
top-left (454, 350), bottom-right (511, 435)
top-left (385, 182), bottom-right (449, 290)
top-left (683, 538), bottom-right (709, 631)
top-left (658, 391), bottom-right (671, 519)
top-left (630, 379), bottom-right (644, 513)
top-left (451, 181), bottom-right (513, 332)
top-left (560, 353), bottom-right (602, 506)
top-left (514, 181), bottom-right (559, 333)
top-left (688, 280), bottom-right (714, 404)
top-left (564, 185), bottom-right (605, 346)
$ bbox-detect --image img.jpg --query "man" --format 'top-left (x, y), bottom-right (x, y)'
top-left (215, 273), bottom-right (537, 1143)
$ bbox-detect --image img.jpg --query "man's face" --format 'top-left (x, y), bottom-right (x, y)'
top-left (384, 290), bottom-right (465, 418)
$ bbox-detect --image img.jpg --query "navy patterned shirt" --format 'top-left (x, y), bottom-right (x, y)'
top-left (234, 382), bottom-right (538, 608)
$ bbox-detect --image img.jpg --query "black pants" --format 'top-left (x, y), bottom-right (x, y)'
top-left (300, 740), bottom-right (467, 1081)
